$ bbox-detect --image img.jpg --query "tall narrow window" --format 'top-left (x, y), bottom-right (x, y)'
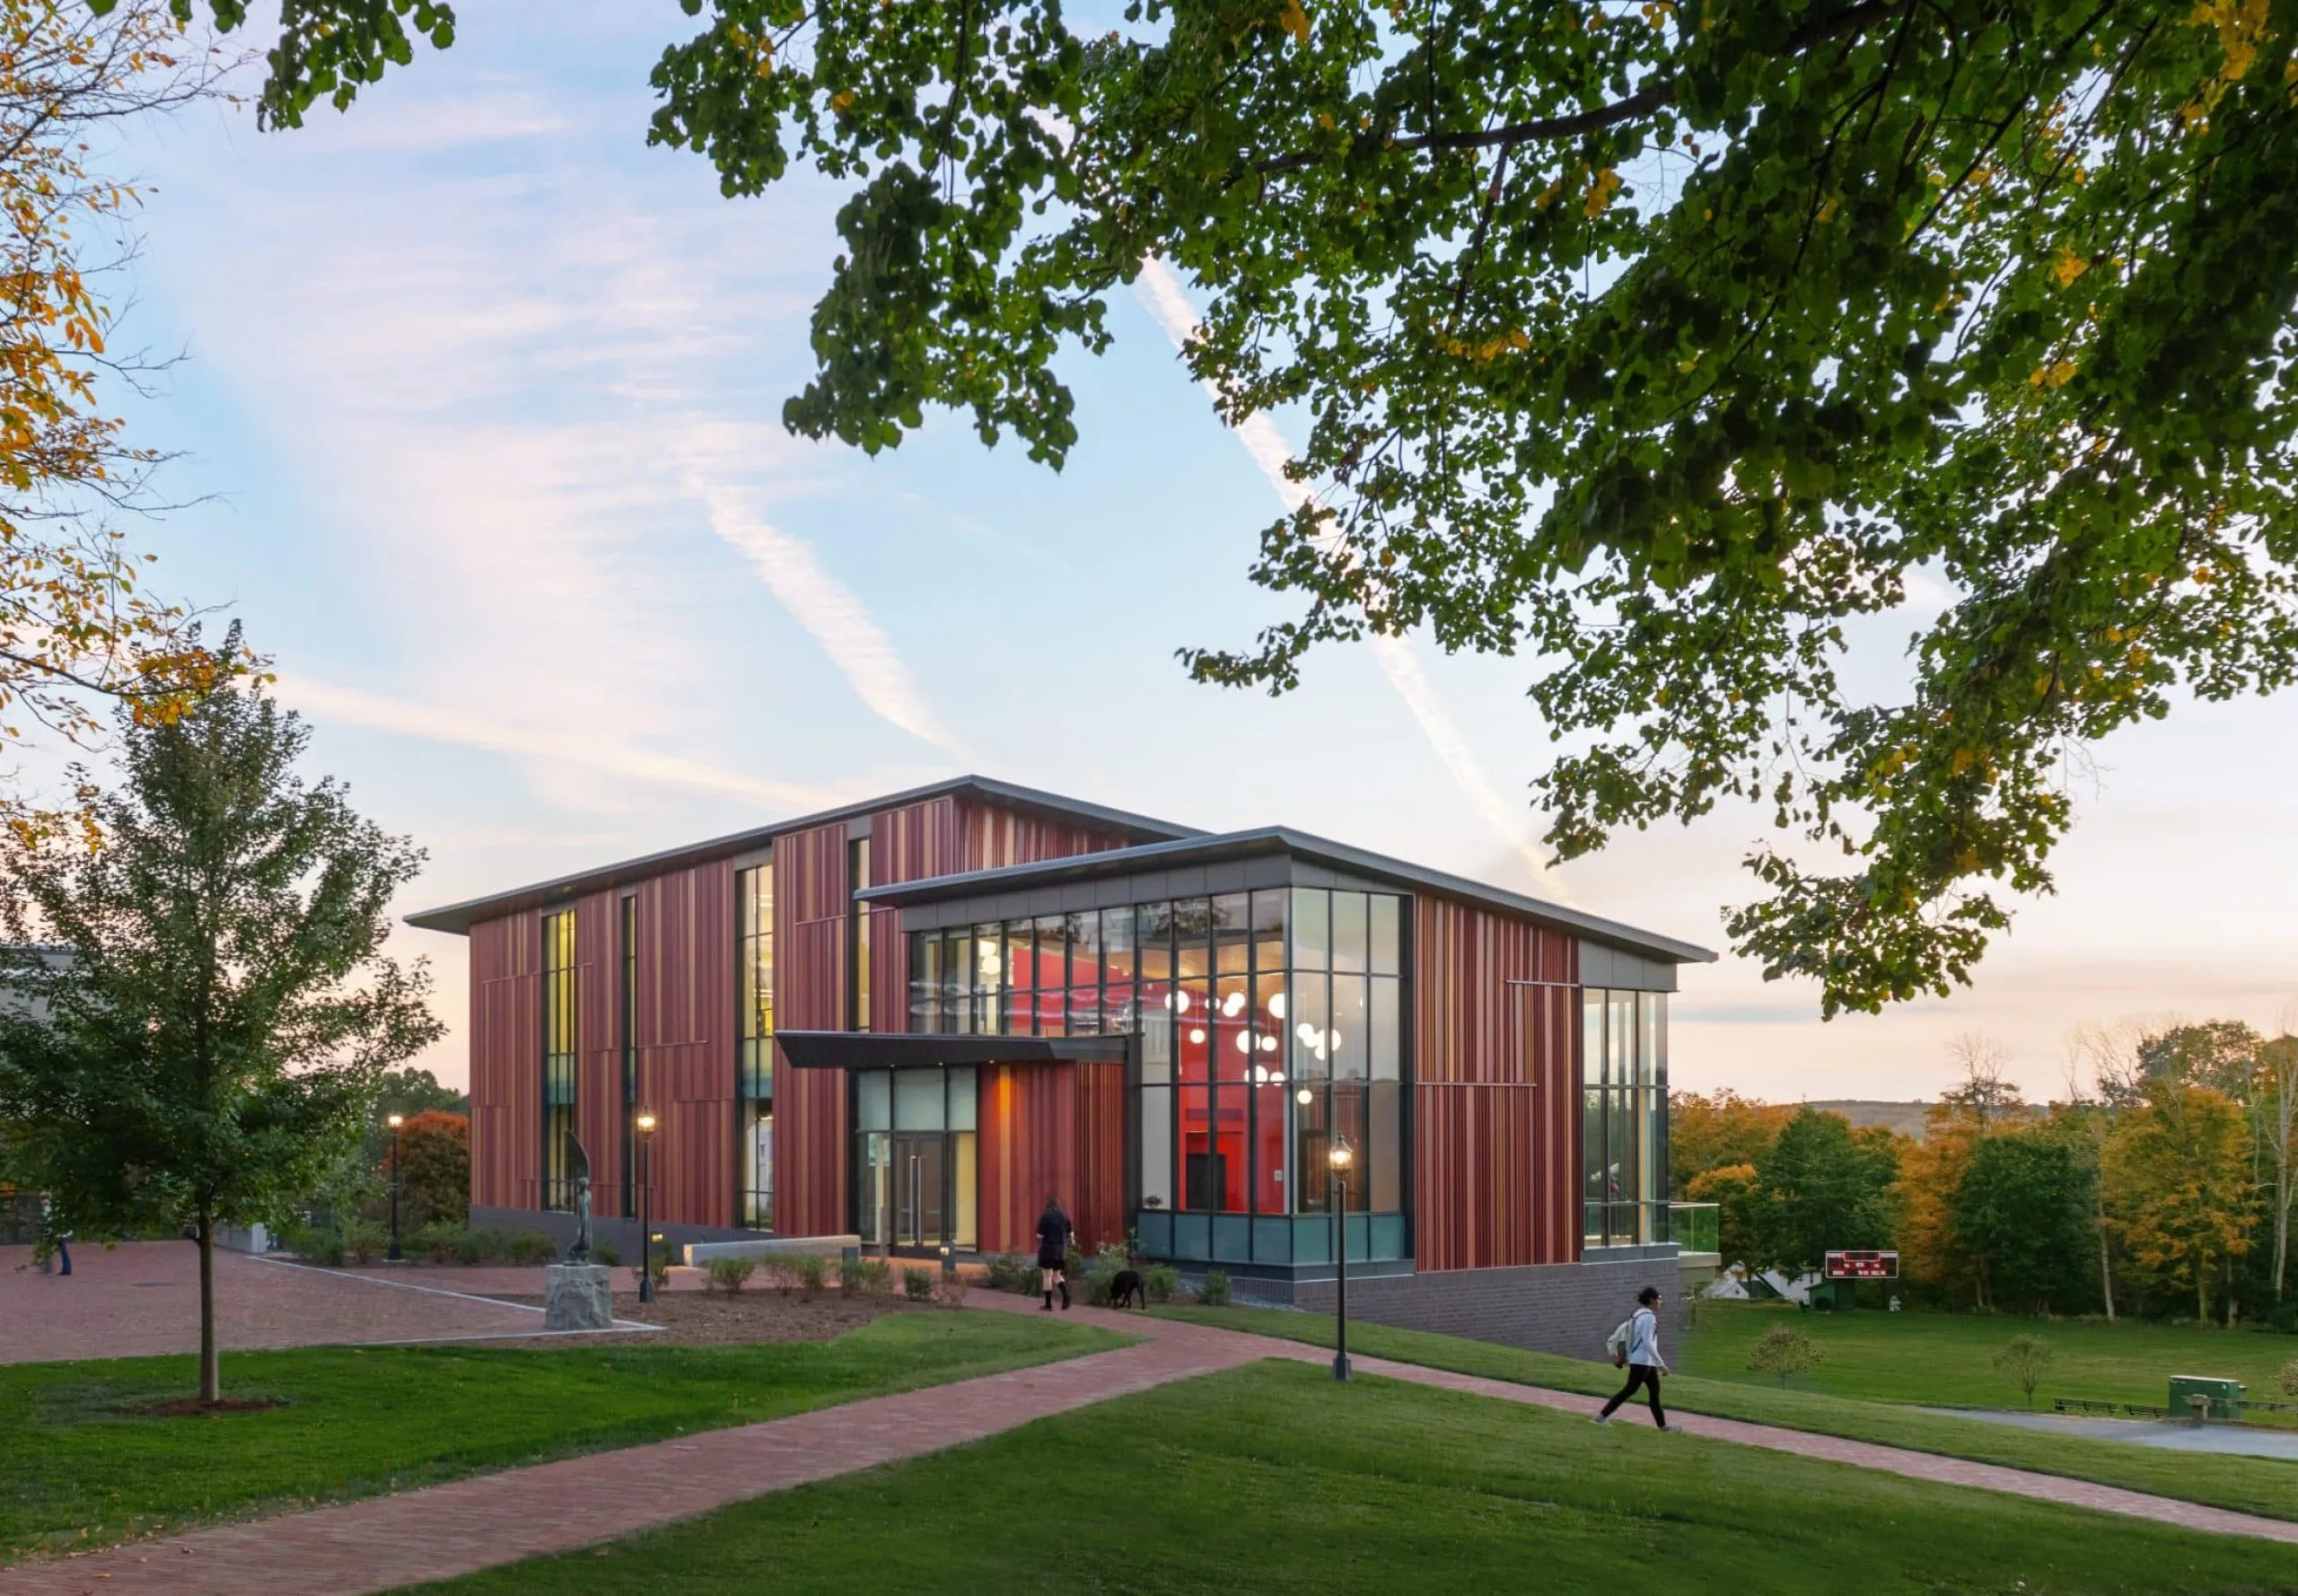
top-left (619, 894), bottom-right (637, 1216)
top-left (540, 910), bottom-right (577, 1212)
top-left (737, 864), bottom-right (775, 1230)
top-left (847, 837), bottom-right (873, 1030)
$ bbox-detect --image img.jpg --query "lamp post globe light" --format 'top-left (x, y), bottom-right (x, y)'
top-left (385, 1113), bottom-right (406, 1263)
top-left (1329, 1137), bottom-right (1353, 1381)
top-left (636, 1109), bottom-right (658, 1304)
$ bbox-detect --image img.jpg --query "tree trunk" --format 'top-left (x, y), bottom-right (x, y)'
top-left (2196, 1259), bottom-right (2208, 1329)
top-left (2096, 1208), bottom-right (2116, 1322)
top-left (197, 1209), bottom-right (219, 1404)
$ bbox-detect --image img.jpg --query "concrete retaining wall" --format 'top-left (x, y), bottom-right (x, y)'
top-left (682, 1235), bottom-right (860, 1267)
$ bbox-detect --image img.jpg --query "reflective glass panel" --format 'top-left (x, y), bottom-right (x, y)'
top-left (1139, 1085), bottom-right (1175, 1213)
top-left (1609, 991), bottom-right (1636, 1087)
top-left (948, 1066), bottom-right (978, 1131)
top-left (1333, 1083), bottom-right (1369, 1212)
top-left (1369, 895), bottom-right (1401, 976)
top-left (1178, 981), bottom-right (1212, 1087)
top-left (1214, 975), bottom-right (1250, 1082)
top-left (1212, 891), bottom-right (1250, 975)
top-left (856, 1070), bottom-right (891, 1132)
top-left (1331, 975), bottom-right (1369, 1082)
top-left (1291, 973), bottom-right (1330, 1083)
top-left (895, 1068), bottom-right (944, 1131)
top-left (1294, 1084), bottom-right (1330, 1214)
top-left (1174, 897), bottom-right (1212, 981)
top-left (1583, 989), bottom-right (1604, 1085)
top-left (1369, 977), bottom-right (1401, 1081)
top-left (1331, 891), bottom-right (1369, 974)
top-left (1290, 888), bottom-right (1329, 971)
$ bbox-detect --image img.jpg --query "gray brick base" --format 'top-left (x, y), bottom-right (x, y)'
top-left (1287, 1256), bottom-right (1683, 1362)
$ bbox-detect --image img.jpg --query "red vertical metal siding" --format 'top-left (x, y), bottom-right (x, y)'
top-left (631, 862), bottom-right (735, 1228)
top-left (573, 890), bottom-right (623, 1215)
top-left (1411, 897), bottom-right (1580, 1270)
top-left (468, 910), bottom-right (540, 1211)
top-left (772, 820), bottom-right (850, 1236)
top-left (978, 1061), bottom-right (1126, 1256)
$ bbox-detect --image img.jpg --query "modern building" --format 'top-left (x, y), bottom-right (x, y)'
top-left (406, 776), bottom-right (1714, 1354)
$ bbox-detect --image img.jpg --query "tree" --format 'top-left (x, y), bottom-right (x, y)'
top-left (2261, 1033), bottom-right (2298, 1302)
top-left (1747, 1323), bottom-right (1824, 1390)
top-left (2281, 1358), bottom-right (2298, 1400)
top-left (0, 676), bottom-right (441, 1402)
top-left (0, 1), bottom-right (241, 828)
top-left (1752, 1106), bottom-right (1898, 1273)
top-left (1949, 1128), bottom-right (2095, 1313)
top-left (1894, 1102), bottom-right (1984, 1304)
top-left (2140, 1022), bottom-right (2262, 1099)
top-left (1684, 1160), bottom-right (1766, 1267)
top-left (2103, 1079), bottom-right (2256, 1327)
top-left (389, 1109), bottom-right (469, 1230)
top-left (1992, 1334), bottom-right (2055, 1409)
top-left (1668, 1089), bottom-right (1796, 1194)
top-left (378, 1065), bottom-right (467, 1118)
top-left (1939, 1034), bottom-right (2025, 1127)
top-left (186, 0), bottom-right (2298, 1017)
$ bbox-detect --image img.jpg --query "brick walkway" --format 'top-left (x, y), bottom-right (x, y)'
top-left (0, 1244), bottom-right (626, 1364)
top-left (4, 1298), bottom-right (2294, 1595)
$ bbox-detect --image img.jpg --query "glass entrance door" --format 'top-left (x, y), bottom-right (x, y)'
top-left (893, 1132), bottom-right (945, 1250)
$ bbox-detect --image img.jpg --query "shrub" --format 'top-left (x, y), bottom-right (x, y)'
top-left (390, 1109), bottom-right (471, 1229)
top-left (707, 1256), bottom-right (759, 1294)
top-left (984, 1252), bottom-right (1031, 1293)
top-left (454, 1228), bottom-right (506, 1266)
top-left (1747, 1323), bottom-right (1823, 1389)
top-left (903, 1267), bottom-right (936, 1302)
top-left (759, 1255), bottom-right (798, 1295)
top-left (795, 1253), bottom-right (828, 1300)
top-left (843, 1256), bottom-right (892, 1300)
top-left (506, 1231), bottom-right (557, 1267)
top-left (934, 1271), bottom-right (969, 1309)
top-left (414, 1221), bottom-right (459, 1264)
top-left (2264, 1298), bottom-right (2298, 1335)
top-left (1083, 1241), bottom-right (1129, 1307)
top-left (1197, 1269), bottom-right (1232, 1307)
top-left (341, 1218), bottom-right (386, 1266)
top-left (1993, 1334), bottom-right (2055, 1409)
top-left (2279, 1358), bottom-right (2298, 1399)
top-left (632, 1254), bottom-right (671, 1293)
top-left (294, 1226), bottom-right (346, 1267)
top-left (592, 1240), bottom-right (620, 1268)
top-left (1145, 1264), bottom-right (1179, 1304)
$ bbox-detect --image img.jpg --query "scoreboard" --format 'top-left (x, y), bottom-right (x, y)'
top-left (1823, 1250), bottom-right (1899, 1280)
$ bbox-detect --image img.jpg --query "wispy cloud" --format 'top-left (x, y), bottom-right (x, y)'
top-left (275, 675), bottom-right (853, 811)
top-left (686, 478), bottom-right (969, 759)
top-left (1134, 259), bottom-right (1563, 894)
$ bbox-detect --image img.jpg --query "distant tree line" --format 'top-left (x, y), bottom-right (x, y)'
top-left (1675, 1022), bottom-right (2298, 1327)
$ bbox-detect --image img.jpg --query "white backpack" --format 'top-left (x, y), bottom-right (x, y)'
top-left (1605, 1317), bottom-right (1632, 1367)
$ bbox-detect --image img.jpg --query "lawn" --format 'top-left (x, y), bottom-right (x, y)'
top-left (0, 1311), bottom-right (1124, 1564)
top-left (1151, 1304), bottom-right (2298, 1524)
top-left (409, 1360), bottom-right (2298, 1595)
top-left (1684, 1299), bottom-right (2298, 1412)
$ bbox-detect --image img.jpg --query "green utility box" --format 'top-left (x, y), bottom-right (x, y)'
top-left (1806, 1280), bottom-right (1859, 1312)
top-left (2167, 1375), bottom-right (2246, 1421)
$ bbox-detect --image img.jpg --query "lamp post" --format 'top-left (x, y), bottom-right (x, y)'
top-left (1329, 1137), bottom-right (1353, 1381)
top-left (385, 1113), bottom-right (405, 1263)
top-left (636, 1109), bottom-right (657, 1304)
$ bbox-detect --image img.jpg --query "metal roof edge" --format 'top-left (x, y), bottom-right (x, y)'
top-left (402, 776), bottom-right (1202, 935)
top-left (861, 825), bottom-right (1718, 965)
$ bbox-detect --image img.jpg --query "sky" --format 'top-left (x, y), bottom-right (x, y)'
top-left (79, 1), bottom-right (2298, 1104)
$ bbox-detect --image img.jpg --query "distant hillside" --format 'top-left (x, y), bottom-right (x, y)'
top-left (1804, 1101), bottom-right (1934, 1141)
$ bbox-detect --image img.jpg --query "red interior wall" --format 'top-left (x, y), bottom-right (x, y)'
top-left (1411, 897), bottom-right (1579, 1270)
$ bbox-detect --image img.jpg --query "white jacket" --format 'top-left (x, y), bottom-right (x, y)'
top-left (1626, 1306), bottom-right (1667, 1371)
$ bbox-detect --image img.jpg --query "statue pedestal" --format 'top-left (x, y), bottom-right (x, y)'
top-left (544, 1264), bottom-right (615, 1331)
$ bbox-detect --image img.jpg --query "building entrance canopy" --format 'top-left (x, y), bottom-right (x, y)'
top-left (774, 1030), bottom-right (1131, 1071)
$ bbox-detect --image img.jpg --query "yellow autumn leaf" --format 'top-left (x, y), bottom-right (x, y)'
top-left (830, 90), bottom-right (855, 112)
top-left (1278, 0), bottom-right (1311, 44)
top-left (1816, 195), bottom-right (1839, 224)
top-left (1583, 167), bottom-right (1622, 218)
top-left (2051, 247), bottom-right (2090, 288)
top-left (2029, 359), bottom-right (2077, 389)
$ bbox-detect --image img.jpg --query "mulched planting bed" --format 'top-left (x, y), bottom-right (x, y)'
top-left (483, 1290), bottom-right (934, 1347)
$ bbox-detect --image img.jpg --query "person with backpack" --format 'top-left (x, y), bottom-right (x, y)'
top-left (1594, 1285), bottom-right (1671, 1430)
top-left (1035, 1195), bottom-right (1074, 1311)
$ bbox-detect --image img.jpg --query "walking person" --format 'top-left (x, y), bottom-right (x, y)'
top-left (1594, 1285), bottom-right (1671, 1430)
top-left (1035, 1195), bottom-right (1074, 1312)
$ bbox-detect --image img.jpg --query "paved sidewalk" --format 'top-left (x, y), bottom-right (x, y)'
top-left (0, 1244), bottom-right (645, 1364)
top-left (0, 1314), bottom-right (1276, 1596)
top-left (6, 1297), bottom-right (2295, 1595)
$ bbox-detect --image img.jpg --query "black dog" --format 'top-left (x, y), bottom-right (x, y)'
top-left (1107, 1268), bottom-right (1146, 1310)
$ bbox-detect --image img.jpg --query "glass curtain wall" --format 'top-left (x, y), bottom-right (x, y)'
top-left (737, 864), bottom-right (775, 1229)
top-left (540, 910), bottom-right (577, 1212)
top-left (850, 1066), bottom-right (978, 1249)
top-left (1582, 988), bottom-right (1669, 1247)
top-left (906, 889), bottom-right (1406, 1232)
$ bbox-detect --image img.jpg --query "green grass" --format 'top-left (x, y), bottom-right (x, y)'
top-left (1683, 1300), bottom-right (2298, 1412)
top-left (1151, 1304), bottom-right (2298, 1523)
top-left (0, 1311), bottom-right (1124, 1564)
top-left (411, 1361), bottom-right (2298, 1595)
